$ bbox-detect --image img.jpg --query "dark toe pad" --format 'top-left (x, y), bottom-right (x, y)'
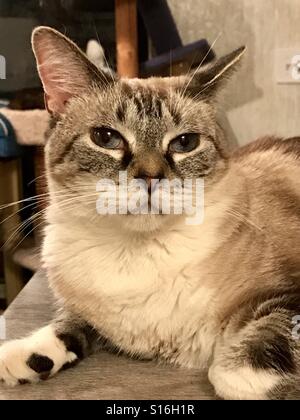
top-left (26, 353), bottom-right (54, 374)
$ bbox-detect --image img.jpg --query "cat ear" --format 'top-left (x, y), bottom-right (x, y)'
top-left (31, 26), bottom-right (114, 114)
top-left (184, 46), bottom-right (246, 99)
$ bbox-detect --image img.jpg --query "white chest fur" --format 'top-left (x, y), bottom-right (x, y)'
top-left (43, 209), bottom-right (225, 369)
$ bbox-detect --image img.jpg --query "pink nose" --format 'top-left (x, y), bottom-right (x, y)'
top-left (135, 169), bottom-right (164, 181)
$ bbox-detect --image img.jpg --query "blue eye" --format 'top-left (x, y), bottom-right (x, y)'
top-left (169, 133), bottom-right (200, 153)
top-left (90, 127), bottom-right (125, 149)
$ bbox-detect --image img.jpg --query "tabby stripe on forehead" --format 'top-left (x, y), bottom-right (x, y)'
top-left (116, 103), bottom-right (127, 122)
top-left (129, 90), bottom-right (164, 119)
top-left (134, 97), bottom-right (143, 115)
top-left (142, 92), bottom-right (155, 116)
top-left (149, 95), bottom-right (156, 116)
top-left (154, 98), bottom-right (162, 118)
top-left (141, 92), bottom-right (152, 115)
top-left (169, 107), bottom-right (181, 126)
top-left (52, 134), bottom-right (78, 166)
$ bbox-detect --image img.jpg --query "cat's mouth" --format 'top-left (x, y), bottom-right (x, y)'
top-left (114, 213), bottom-right (173, 233)
top-left (95, 175), bottom-right (202, 225)
top-left (96, 181), bottom-right (182, 217)
top-left (123, 210), bottom-right (167, 216)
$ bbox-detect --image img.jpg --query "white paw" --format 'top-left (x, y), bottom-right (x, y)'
top-left (208, 364), bottom-right (280, 400)
top-left (0, 325), bottom-right (77, 386)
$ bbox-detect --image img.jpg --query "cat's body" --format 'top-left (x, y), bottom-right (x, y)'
top-left (0, 27), bottom-right (299, 400)
top-left (45, 135), bottom-right (300, 371)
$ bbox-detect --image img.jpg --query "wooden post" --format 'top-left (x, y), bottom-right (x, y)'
top-left (115, 0), bottom-right (139, 77)
top-left (0, 159), bottom-right (24, 304)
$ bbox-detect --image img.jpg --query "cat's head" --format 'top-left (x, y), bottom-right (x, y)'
top-left (32, 27), bottom-right (245, 232)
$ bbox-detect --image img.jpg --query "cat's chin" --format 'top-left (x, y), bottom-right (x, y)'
top-left (114, 214), bottom-right (176, 233)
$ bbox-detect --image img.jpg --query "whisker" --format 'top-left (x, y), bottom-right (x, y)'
top-left (180, 32), bottom-right (222, 97)
top-left (0, 186), bottom-right (99, 211)
top-left (2, 211), bottom-right (42, 250)
top-left (226, 208), bottom-right (263, 232)
top-left (1, 191), bottom-right (100, 250)
top-left (10, 219), bottom-right (46, 254)
top-left (0, 200), bottom-right (42, 227)
top-left (27, 173), bottom-right (48, 187)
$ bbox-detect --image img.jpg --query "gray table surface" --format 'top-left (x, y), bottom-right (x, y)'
top-left (0, 272), bottom-right (215, 400)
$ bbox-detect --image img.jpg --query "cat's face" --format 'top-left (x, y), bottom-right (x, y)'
top-left (32, 27), bottom-right (244, 232)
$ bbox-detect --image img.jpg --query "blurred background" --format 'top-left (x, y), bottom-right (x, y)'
top-left (0, 0), bottom-right (300, 310)
top-left (169, 0), bottom-right (300, 144)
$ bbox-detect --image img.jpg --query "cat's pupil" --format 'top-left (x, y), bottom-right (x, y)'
top-left (169, 133), bottom-right (199, 153)
top-left (91, 127), bottom-right (124, 150)
top-left (103, 131), bottom-right (112, 143)
top-left (180, 135), bottom-right (189, 146)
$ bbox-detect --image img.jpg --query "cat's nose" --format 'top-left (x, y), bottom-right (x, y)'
top-left (134, 170), bottom-right (165, 188)
top-left (131, 152), bottom-right (168, 188)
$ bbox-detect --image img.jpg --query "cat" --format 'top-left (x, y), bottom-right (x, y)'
top-left (0, 26), bottom-right (299, 400)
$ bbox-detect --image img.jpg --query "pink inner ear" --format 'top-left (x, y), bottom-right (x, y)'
top-left (34, 38), bottom-right (83, 114)
top-left (44, 90), bottom-right (71, 114)
top-left (38, 61), bottom-right (73, 114)
top-left (33, 29), bottom-right (101, 115)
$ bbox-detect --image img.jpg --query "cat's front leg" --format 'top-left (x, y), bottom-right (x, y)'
top-left (209, 296), bottom-right (300, 400)
top-left (0, 312), bottom-right (101, 386)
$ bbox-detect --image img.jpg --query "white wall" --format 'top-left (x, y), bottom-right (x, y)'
top-left (168, 0), bottom-right (300, 145)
